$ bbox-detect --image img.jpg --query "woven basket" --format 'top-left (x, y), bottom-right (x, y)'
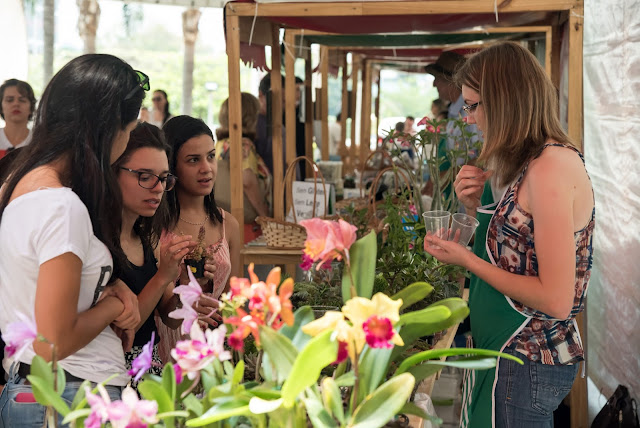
top-left (335, 149), bottom-right (393, 212)
top-left (256, 156), bottom-right (327, 250)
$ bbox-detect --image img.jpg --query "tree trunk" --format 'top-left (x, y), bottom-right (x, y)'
top-left (43, 0), bottom-right (55, 87)
top-left (181, 8), bottom-right (201, 115)
top-left (77, 0), bottom-right (100, 54)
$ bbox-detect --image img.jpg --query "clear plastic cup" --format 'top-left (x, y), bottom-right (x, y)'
top-left (422, 210), bottom-right (451, 241)
top-left (449, 213), bottom-right (480, 247)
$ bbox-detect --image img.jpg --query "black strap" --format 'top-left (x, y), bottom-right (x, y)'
top-left (18, 362), bottom-right (84, 383)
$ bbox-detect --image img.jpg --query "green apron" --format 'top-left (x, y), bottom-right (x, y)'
top-left (460, 182), bottom-right (529, 428)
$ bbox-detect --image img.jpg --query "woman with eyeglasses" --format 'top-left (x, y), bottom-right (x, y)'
top-left (424, 42), bottom-right (595, 428)
top-left (0, 54), bottom-right (148, 426)
top-left (112, 122), bottom-right (193, 385)
top-left (154, 115), bottom-right (240, 364)
top-left (148, 89), bottom-right (173, 128)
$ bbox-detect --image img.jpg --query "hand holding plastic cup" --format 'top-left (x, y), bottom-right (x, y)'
top-left (449, 213), bottom-right (480, 247)
top-left (422, 210), bottom-right (451, 248)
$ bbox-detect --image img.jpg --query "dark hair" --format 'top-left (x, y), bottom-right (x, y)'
top-left (258, 73), bottom-right (286, 137)
top-left (154, 90), bottom-right (171, 125)
top-left (0, 147), bottom-right (24, 183)
top-left (0, 79), bottom-right (37, 120)
top-left (0, 54), bottom-right (145, 279)
top-left (395, 121), bottom-right (405, 132)
top-left (336, 112), bottom-right (341, 122)
top-left (113, 122), bottom-right (171, 250)
top-left (162, 115), bottom-right (223, 226)
top-left (406, 116), bottom-right (415, 121)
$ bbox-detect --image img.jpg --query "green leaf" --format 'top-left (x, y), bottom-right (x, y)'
top-left (279, 306), bottom-right (315, 350)
top-left (157, 410), bottom-right (190, 418)
top-left (138, 380), bottom-right (174, 414)
top-left (232, 360), bottom-right (245, 388)
top-left (259, 326), bottom-right (298, 383)
top-left (248, 397), bottom-right (283, 414)
top-left (349, 373), bottom-right (415, 428)
top-left (424, 297), bottom-right (470, 331)
top-left (186, 400), bottom-right (251, 426)
top-left (396, 305), bottom-right (451, 327)
top-left (334, 371), bottom-right (356, 387)
top-left (70, 380), bottom-right (91, 410)
top-left (304, 395), bottom-right (340, 428)
top-left (357, 346), bottom-right (393, 403)
top-left (29, 356), bottom-right (65, 395)
top-left (246, 384), bottom-right (282, 401)
top-left (399, 402), bottom-right (443, 426)
top-left (408, 356), bottom-right (497, 383)
top-left (162, 363), bottom-right (177, 402)
top-left (342, 231), bottom-right (377, 301)
top-left (26, 375), bottom-right (70, 416)
top-left (183, 393), bottom-right (204, 416)
top-left (61, 408), bottom-right (91, 425)
top-left (321, 377), bottom-right (345, 424)
top-left (396, 348), bottom-right (523, 375)
top-left (391, 282), bottom-right (433, 311)
top-left (281, 330), bottom-right (338, 407)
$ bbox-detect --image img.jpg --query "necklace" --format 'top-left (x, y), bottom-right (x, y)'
top-left (179, 214), bottom-right (209, 226)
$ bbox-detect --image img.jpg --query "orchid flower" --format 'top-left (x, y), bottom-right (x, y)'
top-left (127, 332), bottom-right (155, 382)
top-left (171, 323), bottom-right (231, 381)
top-left (168, 303), bottom-right (199, 335)
top-left (299, 218), bottom-right (357, 268)
top-left (1, 313), bottom-right (38, 360)
top-left (84, 384), bottom-right (113, 428)
top-left (173, 269), bottom-right (203, 307)
top-left (108, 386), bottom-right (159, 428)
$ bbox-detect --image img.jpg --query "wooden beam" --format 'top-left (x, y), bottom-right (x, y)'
top-left (550, 22), bottom-right (563, 89)
top-left (350, 55), bottom-right (360, 168)
top-left (284, 30), bottom-right (297, 167)
top-left (340, 52), bottom-right (350, 171)
top-left (545, 27), bottom-right (552, 78)
top-left (374, 67), bottom-right (381, 144)
top-left (359, 59), bottom-right (372, 167)
top-left (271, 24), bottom-right (285, 221)
top-left (225, 13), bottom-right (244, 246)
top-left (227, 0), bottom-right (579, 16)
top-left (305, 55), bottom-right (314, 167)
top-left (320, 46), bottom-right (330, 161)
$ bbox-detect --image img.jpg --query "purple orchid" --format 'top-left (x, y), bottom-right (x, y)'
top-left (168, 304), bottom-right (199, 335)
top-left (127, 332), bottom-right (155, 382)
top-left (108, 386), bottom-right (158, 428)
top-left (1, 313), bottom-right (38, 360)
top-left (173, 269), bottom-right (203, 307)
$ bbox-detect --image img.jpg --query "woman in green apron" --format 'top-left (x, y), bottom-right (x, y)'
top-left (424, 42), bottom-right (595, 428)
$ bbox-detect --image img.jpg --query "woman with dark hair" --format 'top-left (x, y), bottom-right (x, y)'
top-left (0, 54), bottom-right (146, 425)
top-left (148, 89), bottom-right (173, 128)
top-left (0, 79), bottom-right (37, 159)
top-left (424, 42), bottom-right (595, 428)
top-left (156, 115), bottom-right (239, 363)
top-left (112, 122), bottom-right (193, 384)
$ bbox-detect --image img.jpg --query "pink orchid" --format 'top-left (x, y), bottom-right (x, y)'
top-left (108, 386), bottom-right (159, 428)
top-left (332, 341), bottom-right (349, 365)
top-left (173, 269), bottom-right (203, 307)
top-left (462, 116), bottom-right (469, 123)
top-left (171, 323), bottom-right (231, 381)
top-left (168, 304), bottom-right (199, 335)
top-left (2, 313), bottom-right (38, 360)
top-left (84, 385), bottom-right (113, 428)
top-left (300, 218), bottom-right (357, 268)
top-left (417, 116), bottom-right (429, 126)
top-left (127, 332), bottom-right (155, 382)
top-left (299, 253), bottom-right (313, 271)
top-left (362, 315), bottom-right (395, 349)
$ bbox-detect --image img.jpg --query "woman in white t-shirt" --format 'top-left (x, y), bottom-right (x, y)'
top-left (0, 79), bottom-right (36, 159)
top-left (0, 54), bottom-right (148, 426)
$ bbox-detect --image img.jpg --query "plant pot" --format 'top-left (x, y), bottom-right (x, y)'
top-left (184, 258), bottom-right (206, 279)
top-left (383, 414), bottom-right (410, 427)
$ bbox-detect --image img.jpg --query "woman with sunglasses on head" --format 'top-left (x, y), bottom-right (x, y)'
top-left (112, 122), bottom-right (194, 385)
top-left (424, 42), bottom-right (595, 428)
top-left (0, 55), bottom-right (148, 426)
top-left (155, 115), bottom-right (240, 363)
top-left (148, 90), bottom-right (173, 129)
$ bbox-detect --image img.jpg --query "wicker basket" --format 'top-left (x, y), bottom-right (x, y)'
top-left (335, 149), bottom-right (393, 212)
top-left (256, 156), bottom-right (327, 250)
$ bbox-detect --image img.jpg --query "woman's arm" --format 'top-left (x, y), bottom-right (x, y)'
top-left (223, 211), bottom-right (242, 294)
top-left (34, 253), bottom-right (125, 361)
top-left (242, 168), bottom-right (270, 217)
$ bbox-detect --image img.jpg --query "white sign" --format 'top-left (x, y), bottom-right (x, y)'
top-left (286, 180), bottom-right (334, 222)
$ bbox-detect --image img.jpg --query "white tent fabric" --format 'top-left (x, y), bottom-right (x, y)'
top-left (0, 0), bottom-right (28, 83)
top-left (584, 0), bottom-right (640, 404)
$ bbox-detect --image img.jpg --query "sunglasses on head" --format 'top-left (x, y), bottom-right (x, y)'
top-left (124, 70), bottom-right (150, 101)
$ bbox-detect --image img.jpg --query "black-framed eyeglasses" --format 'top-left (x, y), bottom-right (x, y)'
top-left (462, 101), bottom-right (482, 114)
top-left (119, 167), bottom-right (177, 191)
top-left (124, 70), bottom-right (150, 101)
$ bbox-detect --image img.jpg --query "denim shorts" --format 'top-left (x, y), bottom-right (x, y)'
top-left (0, 365), bottom-right (122, 428)
top-left (494, 344), bottom-right (579, 428)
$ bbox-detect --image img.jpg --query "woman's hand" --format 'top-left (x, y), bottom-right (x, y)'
top-left (454, 166), bottom-right (493, 215)
top-left (101, 279), bottom-right (140, 330)
top-left (157, 234), bottom-right (195, 285)
top-left (423, 232), bottom-right (475, 268)
top-left (111, 325), bottom-right (135, 352)
top-left (203, 260), bottom-right (218, 283)
top-left (195, 293), bottom-right (223, 328)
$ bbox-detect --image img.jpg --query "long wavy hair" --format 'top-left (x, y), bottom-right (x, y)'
top-left (112, 122), bottom-right (172, 251)
top-left (454, 42), bottom-right (575, 186)
top-left (154, 90), bottom-right (172, 125)
top-left (162, 115), bottom-right (223, 227)
top-left (0, 54), bottom-right (145, 278)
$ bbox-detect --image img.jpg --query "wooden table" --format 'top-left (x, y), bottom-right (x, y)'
top-left (241, 245), bottom-right (302, 278)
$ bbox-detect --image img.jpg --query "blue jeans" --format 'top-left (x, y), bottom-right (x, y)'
top-left (494, 344), bottom-right (579, 428)
top-left (0, 364), bottom-right (122, 428)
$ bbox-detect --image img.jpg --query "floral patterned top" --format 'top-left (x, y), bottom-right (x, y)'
top-left (487, 143), bottom-right (595, 365)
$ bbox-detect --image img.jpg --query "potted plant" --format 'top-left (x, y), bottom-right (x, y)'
top-left (183, 224), bottom-right (211, 279)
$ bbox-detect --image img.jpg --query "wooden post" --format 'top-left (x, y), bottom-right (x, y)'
top-left (374, 67), bottom-right (381, 146)
top-left (305, 55), bottom-right (314, 167)
top-left (567, 5), bottom-right (587, 428)
top-left (340, 52), bottom-right (350, 172)
top-left (226, 13), bottom-right (244, 245)
top-left (271, 24), bottom-right (285, 221)
top-left (544, 27), bottom-right (552, 78)
top-left (359, 59), bottom-right (372, 167)
top-left (320, 46), bottom-right (330, 161)
top-left (284, 31), bottom-right (297, 167)
top-left (550, 19), bottom-right (564, 92)
top-left (350, 55), bottom-right (360, 168)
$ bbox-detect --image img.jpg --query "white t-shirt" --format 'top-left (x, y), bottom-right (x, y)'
top-left (0, 187), bottom-right (128, 385)
top-left (0, 128), bottom-right (32, 150)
